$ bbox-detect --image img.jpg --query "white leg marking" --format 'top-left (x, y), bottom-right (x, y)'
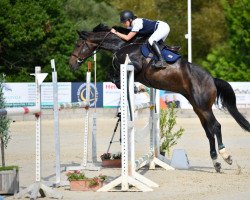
top-left (219, 148), bottom-right (229, 160)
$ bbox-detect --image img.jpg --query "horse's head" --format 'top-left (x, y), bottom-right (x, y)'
top-left (69, 24), bottom-right (114, 71)
top-left (69, 23), bottom-right (148, 71)
top-left (69, 30), bottom-right (97, 71)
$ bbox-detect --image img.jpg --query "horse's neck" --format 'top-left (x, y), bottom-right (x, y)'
top-left (99, 33), bottom-right (147, 53)
top-left (100, 39), bottom-right (125, 53)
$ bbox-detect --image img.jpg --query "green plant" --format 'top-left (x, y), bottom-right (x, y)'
top-left (100, 153), bottom-right (112, 160)
top-left (0, 74), bottom-right (11, 167)
top-left (98, 174), bottom-right (107, 182)
top-left (160, 103), bottom-right (184, 155)
top-left (88, 178), bottom-right (99, 187)
top-left (100, 152), bottom-right (122, 160)
top-left (112, 152), bottom-right (121, 160)
top-left (0, 165), bottom-right (19, 171)
top-left (66, 170), bottom-right (87, 181)
top-left (66, 170), bottom-right (107, 184)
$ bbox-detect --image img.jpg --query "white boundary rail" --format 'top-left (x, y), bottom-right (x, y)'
top-left (98, 55), bottom-right (174, 192)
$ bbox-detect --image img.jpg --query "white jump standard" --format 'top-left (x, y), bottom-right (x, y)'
top-left (98, 55), bottom-right (174, 192)
top-left (0, 67), bottom-right (62, 200)
top-left (52, 60), bottom-right (100, 172)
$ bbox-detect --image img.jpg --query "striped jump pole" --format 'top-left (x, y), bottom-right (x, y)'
top-left (0, 107), bottom-right (40, 116)
top-left (59, 101), bottom-right (89, 109)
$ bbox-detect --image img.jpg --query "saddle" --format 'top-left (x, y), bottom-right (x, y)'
top-left (141, 42), bottom-right (181, 63)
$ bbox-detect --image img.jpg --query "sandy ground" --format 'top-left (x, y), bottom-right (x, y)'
top-left (2, 113), bottom-right (250, 200)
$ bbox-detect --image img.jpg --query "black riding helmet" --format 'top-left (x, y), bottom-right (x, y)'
top-left (120, 10), bottom-right (136, 22)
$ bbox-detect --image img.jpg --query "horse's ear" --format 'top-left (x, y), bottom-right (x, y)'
top-left (76, 30), bottom-right (89, 39)
top-left (76, 30), bottom-right (81, 37)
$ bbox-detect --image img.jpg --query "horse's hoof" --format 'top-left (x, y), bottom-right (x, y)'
top-left (214, 162), bottom-right (221, 173)
top-left (224, 155), bottom-right (233, 165)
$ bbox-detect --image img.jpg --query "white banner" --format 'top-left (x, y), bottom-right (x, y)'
top-left (3, 82), bottom-right (250, 109)
top-left (229, 82), bottom-right (250, 107)
top-left (41, 82), bottom-right (71, 108)
top-left (103, 82), bottom-right (150, 108)
top-left (3, 83), bottom-right (36, 107)
top-left (103, 82), bottom-right (120, 108)
top-left (3, 82), bottom-right (71, 108)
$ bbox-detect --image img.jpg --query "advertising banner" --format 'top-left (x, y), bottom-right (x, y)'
top-left (71, 82), bottom-right (103, 108)
top-left (3, 82), bottom-right (250, 109)
top-left (159, 90), bottom-right (192, 109)
top-left (229, 82), bottom-right (250, 107)
top-left (103, 82), bottom-right (151, 108)
top-left (3, 83), bottom-right (36, 107)
top-left (41, 82), bottom-right (71, 108)
top-left (103, 82), bottom-right (120, 108)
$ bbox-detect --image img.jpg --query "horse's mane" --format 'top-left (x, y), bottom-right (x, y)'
top-left (92, 23), bottom-right (147, 37)
top-left (90, 23), bottom-right (148, 43)
top-left (92, 23), bottom-right (110, 32)
top-left (92, 23), bottom-right (131, 34)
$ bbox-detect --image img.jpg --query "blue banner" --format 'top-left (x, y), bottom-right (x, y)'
top-left (71, 82), bottom-right (103, 108)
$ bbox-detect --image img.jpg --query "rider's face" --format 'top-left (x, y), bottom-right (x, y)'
top-left (123, 20), bottom-right (130, 28)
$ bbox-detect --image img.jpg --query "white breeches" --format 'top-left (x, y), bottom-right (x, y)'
top-left (148, 21), bottom-right (170, 45)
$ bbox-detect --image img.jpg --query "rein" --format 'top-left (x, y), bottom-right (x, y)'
top-left (72, 31), bottom-right (111, 63)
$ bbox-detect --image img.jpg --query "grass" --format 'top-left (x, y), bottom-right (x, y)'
top-left (0, 165), bottom-right (19, 171)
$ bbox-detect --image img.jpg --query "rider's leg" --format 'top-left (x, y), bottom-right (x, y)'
top-left (151, 41), bottom-right (164, 68)
top-left (148, 21), bottom-right (170, 68)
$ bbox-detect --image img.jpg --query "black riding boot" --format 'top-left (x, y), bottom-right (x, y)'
top-left (152, 41), bottom-right (165, 68)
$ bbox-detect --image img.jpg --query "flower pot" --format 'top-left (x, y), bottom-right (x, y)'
top-left (101, 159), bottom-right (121, 168)
top-left (69, 179), bottom-right (103, 191)
top-left (0, 169), bottom-right (19, 194)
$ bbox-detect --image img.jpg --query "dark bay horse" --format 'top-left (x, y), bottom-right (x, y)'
top-left (69, 24), bottom-right (250, 172)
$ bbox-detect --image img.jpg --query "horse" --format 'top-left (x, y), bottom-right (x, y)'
top-left (69, 24), bottom-right (250, 172)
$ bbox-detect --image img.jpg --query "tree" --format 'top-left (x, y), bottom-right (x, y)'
top-left (110, 0), bottom-right (228, 65)
top-left (64, 0), bottom-right (119, 82)
top-left (0, 0), bottom-right (76, 82)
top-left (202, 0), bottom-right (250, 81)
top-left (0, 74), bottom-right (11, 167)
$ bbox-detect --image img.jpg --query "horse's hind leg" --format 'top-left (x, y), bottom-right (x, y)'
top-left (193, 108), bottom-right (232, 172)
top-left (215, 125), bottom-right (233, 165)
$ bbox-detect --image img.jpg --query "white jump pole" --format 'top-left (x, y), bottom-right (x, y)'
top-left (82, 62), bottom-right (91, 168)
top-left (51, 59), bottom-right (65, 187)
top-left (15, 67), bottom-right (62, 199)
top-left (64, 61), bottom-right (100, 171)
top-left (92, 51), bottom-right (97, 163)
top-left (185, 0), bottom-right (192, 63)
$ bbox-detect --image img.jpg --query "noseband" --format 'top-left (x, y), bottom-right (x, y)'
top-left (71, 32), bottom-right (111, 63)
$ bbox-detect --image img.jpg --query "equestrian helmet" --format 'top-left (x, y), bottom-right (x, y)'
top-left (120, 10), bottom-right (135, 22)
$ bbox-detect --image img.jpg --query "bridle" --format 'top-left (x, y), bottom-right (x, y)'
top-left (71, 31), bottom-right (111, 63)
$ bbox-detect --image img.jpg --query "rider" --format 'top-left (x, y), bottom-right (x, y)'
top-left (111, 10), bottom-right (170, 68)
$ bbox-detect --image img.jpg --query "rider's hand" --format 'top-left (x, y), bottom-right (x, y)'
top-left (111, 28), bottom-right (117, 34)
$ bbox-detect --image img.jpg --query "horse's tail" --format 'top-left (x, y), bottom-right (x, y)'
top-left (214, 78), bottom-right (250, 132)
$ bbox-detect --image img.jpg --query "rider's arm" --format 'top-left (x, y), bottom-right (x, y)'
top-left (111, 29), bottom-right (137, 41)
